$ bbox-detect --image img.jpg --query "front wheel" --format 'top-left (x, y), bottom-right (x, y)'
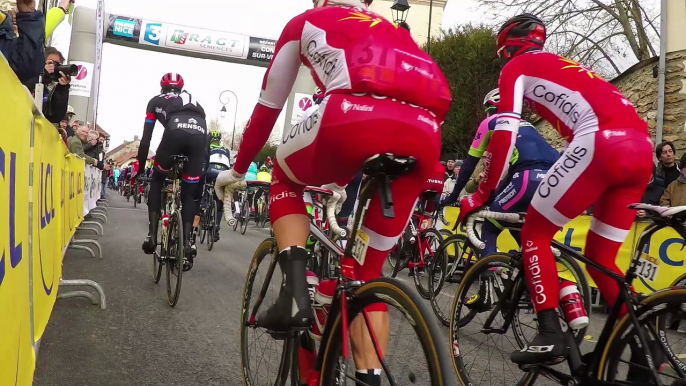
top-left (207, 199), bottom-right (216, 251)
top-left (241, 199), bottom-right (250, 235)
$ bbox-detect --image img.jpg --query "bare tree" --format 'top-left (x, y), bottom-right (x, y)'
top-left (268, 123), bottom-right (283, 146)
top-left (477, 0), bottom-right (659, 77)
top-left (223, 120), bottom-right (250, 150)
top-left (208, 117), bottom-right (223, 133)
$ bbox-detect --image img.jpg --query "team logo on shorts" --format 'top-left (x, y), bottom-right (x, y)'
top-left (341, 99), bottom-right (374, 114)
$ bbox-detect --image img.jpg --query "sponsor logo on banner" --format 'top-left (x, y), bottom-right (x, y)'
top-left (113, 18), bottom-right (135, 38)
top-left (291, 93), bottom-right (314, 124)
top-left (247, 37), bottom-right (276, 63)
top-left (141, 21), bottom-right (165, 46)
top-left (68, 61), bottom-right (94, 98)
top-left (163, 25), bottom-right (247, 58)
top-left (106, 15), bottom-right (141, 42)
top-left (299, 98), bottom-right (313, 111)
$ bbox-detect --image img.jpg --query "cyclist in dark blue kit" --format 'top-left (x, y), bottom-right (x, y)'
top-left (440, 88), bottom-right (560, 306)
top-left (203, 130), bottom-right (232, 242)
top-left (135, 73), bottom-right (209, 271)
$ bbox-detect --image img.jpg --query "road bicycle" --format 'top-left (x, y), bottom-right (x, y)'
top-left (428, 204), bottom-right (591, 329)
top-left (450, 204), bottom-right (686, 386)
top-left (236, 181), bottom-right (270, 235)
top-left (255, 185), bottom-right (270, 229)
top-left (198, 180), bottom-right (218, 251)
top-left (132, 179), bottom-right (142, 208)
top-left (231, 153), bottom-right (455, 386)
top-left (150, 155), bottom-right (187, 308)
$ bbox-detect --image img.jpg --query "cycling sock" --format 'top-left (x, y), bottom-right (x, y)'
top-left (148, 211), bottom-right (160, 245)
top-left (355, 369), bottom-right (381, 386)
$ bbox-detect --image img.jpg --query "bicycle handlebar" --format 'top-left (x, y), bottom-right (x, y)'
top-left (325, 192), bottom-right (347, 238)
top-left (464, 210), bottom-right (561, 257)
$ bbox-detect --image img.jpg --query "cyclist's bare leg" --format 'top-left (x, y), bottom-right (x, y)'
top-left (272, 214), bottom-right (310, 249)
top-left (350, 311), bottom-right (389, 369)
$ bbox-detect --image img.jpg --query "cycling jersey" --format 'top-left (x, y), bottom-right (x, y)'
top-left (473, 50), bottom-right (653, 317)
top-left (233, 5), bottom-right (450, 174)
top-left (136, 90), bottom-right (208, 180)
top-left (256, 171), bottom-right (272, 182)
top-left (206, 146), bottom-right (232, 180)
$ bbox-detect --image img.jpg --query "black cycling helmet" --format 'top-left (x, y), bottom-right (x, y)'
top-left (496, 13), bottom-right (546, 64)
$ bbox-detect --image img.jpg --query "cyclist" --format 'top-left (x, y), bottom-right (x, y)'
top-left (441, 88), bottom-right (559, 255)
top-left (134, 72), bottom-right (209, 270)
top-left (457, 14), bottom-right (654, 370)
top-left (129, 159), bottom-right (143, 203)
top-left (215, 1), bottom-right (451, 384)
top-left (199, 130), bottom-right (232, 242)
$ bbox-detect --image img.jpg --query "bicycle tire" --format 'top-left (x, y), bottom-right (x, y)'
top-left (413, 228), bottom-right (443, 300)
top-left (240, 238), bottom-right (291, 386)
top-left (430, 234), bottom-right (477, 327)
top-left (152, 210), bottom-right (163, 284)
top-left (319, 277), bottom-right (455, 386)
top-left (207, 199), bottom-right (215, 251)
top-left (134, 190), bottom-right (137, 208)
top-left (165, 211), bottom-right (184, 307)
top-left (391, 237), bottom-right (410, 278)
top-left (232, 217), bottom-right (238, 232)
top-left (241, 199), bottom-right (250, 235)
top-left (598, 288), bottom-right (686, 383)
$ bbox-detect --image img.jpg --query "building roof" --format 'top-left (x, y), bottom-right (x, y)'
top-left (114, 151), bottom-right (138, 166)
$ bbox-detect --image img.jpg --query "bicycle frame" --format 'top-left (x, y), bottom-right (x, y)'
top-left (468, 212), bottom-right (686, 385)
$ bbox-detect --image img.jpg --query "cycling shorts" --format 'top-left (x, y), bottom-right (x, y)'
top-left (271, 93), bottom-right (440, 283)
top-left (154, 128), bottom-right (207, 183)
top-left (490, 168), bottom-right (547, 214)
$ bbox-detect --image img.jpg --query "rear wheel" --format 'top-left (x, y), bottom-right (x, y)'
top-left (241, 199), bottom-right (250, 235)
top-left (413, 228), bottom-right (443, 300)
top-left (207, 199), bottom-right (216, 251)
top-left (152, 206), bottom-right (164, 284)
top-left (165, 211), bottom-right (184, 307)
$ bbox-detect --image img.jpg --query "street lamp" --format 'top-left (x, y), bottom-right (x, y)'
top-left (219, 90), bottom-right (239, 150)
top-left (391, 0), bottom-right (411, 24)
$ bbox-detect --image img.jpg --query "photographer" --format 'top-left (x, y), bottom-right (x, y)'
top-left (24, 46), bottom-right (74, 124)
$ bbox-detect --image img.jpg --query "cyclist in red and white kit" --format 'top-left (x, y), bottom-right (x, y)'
top-left (457, 14), bottom-right (653, 367)
top-left (215, 0), bottom-right (450, 383)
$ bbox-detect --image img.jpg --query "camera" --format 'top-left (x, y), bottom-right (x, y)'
top-left (47, 63), bottom-right (78, 81)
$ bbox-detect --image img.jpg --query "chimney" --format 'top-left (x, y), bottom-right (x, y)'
top-left (134, 135), bottom-right (140, 141)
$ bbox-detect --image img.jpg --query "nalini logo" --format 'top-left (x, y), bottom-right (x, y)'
top-left (401, 62), bottom-right (413, 72)
top-left (75, 65), bottom-right (88, 80)
top-left (299, 98), bottom-right (313, 111)
top-left (340, 99), bottom-right (374, 114)
top-left (170, 30), bottom-right (189, 45)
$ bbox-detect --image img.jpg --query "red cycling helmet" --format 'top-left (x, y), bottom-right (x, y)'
top-left (496, 13), bottom-right (546, 64)
top-left (160, 72), bottom-right (184, 90)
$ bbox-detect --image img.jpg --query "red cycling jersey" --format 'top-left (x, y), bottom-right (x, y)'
top-left (233, 5), bottom-right (451, 174)
top-left (483, 51), bottom-right (647, 191)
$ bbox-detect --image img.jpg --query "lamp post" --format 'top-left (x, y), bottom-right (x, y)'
top-left (219, 90), bottom-right (239, 150)
top-left (391, 0), bottom-right (411, 24)
top-left (427, 0), bottom-right (433, 54)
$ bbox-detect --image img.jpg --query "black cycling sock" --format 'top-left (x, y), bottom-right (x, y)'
top-left (180, 180), bottom-right (199, 243)
top-left (148, 170), bottom-right (166, 214)
top-left (148, 211), bottom-right (160, 245)
top-left (355, 369), bottom-right (381, 386)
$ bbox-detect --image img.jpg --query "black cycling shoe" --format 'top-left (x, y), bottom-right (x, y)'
top-left (213, 230), bottom-right (220, 242)
top-left (511, 309), bottom-right (568, 365)
top-left (464, 271), bottom-right (494, 313)
top-left (257, 246), bottom-right (314, 334)
top-left (183, 245), bottom-right (196, 271)
top-left (626, 332), bottom-right (666, 384)
top-left (142, 236), bottom-right (156, 254)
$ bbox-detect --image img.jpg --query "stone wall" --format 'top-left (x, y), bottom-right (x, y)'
top-left (535, 50), bottom-right (686, 152)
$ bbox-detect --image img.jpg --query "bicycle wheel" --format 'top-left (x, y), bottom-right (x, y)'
top-left (207, 199), bottom-right (215, 251)
top-left (241, 199), bottom-right (250, 235)
top-left (319, 277), bottom-right (455, 385)
top-left (133, 188), bottom-right (137, 208)
top-left (152, 208), bottom-right (164, 284)
top-left (165, 211), bottom-right (184, 307)
top-left (240, 238), bottom-right (292, 386)
top-left (382, 237), bottom-right (404, 277)
top-left (430, 234), bottom-right (478, 327)
top-left (413, 228), bottom-right (443, 300)
top-left (199, 207), bottom-right (207, 244)
top-left (599, 288), bottom-right (686, 384)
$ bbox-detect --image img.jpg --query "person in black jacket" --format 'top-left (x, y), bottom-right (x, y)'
top-left (24, 46), bottom-right (71, 124)
top-left (0, 1), bottom-right (45, 83)
top-left (641, 141), bottom-right (680, 207)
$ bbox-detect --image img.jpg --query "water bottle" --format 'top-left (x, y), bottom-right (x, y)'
top-left (559, 280), bottom-right (589, 329)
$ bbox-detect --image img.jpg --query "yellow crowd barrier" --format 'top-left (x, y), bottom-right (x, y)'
top-left (0, 60), bottom-right (85, 385)
top-left (444, 207), bottom-right (686, 295)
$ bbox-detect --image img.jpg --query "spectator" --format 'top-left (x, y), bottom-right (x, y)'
top-left (83, 130), bottom-right (101, 159)
top-left (660, 154), bottom-right (686, 207)
top-left (444, 159), bottom-right (456, 180)
top-left (65, 105), bottom-right (75, 135)
top-left (67, 125), bottom-right (110, 170)
top-left (0, 0), bottom-right (45, 83)
top-left (638, 141), bottom-right (680, 217)
top-left (465, 158), bottom-right (486, 194)
top-left (69, 119), bottom-right (81, 136)
top-left (24, 46), bottom-right (70, 124)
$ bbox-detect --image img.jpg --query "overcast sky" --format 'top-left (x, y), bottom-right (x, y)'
top-left (50, 0), bottom-right (652, 153)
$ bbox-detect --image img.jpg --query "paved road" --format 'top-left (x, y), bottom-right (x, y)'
top-left (32, 193), bottom-right (685, 386)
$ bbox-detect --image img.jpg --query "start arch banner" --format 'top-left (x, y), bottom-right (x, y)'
top-left (444, 207), bottom-right (685, 295)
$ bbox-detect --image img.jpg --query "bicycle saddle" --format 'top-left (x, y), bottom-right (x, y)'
top-left (362, 153), bottom-right (416, 180)
top-left (630, 203), bottom-right (686, 219)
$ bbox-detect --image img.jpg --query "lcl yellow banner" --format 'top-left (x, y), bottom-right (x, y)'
top-left (0, 59), bottom-right (86, 385)
top-left (444, 207), bottom-right (685, 294)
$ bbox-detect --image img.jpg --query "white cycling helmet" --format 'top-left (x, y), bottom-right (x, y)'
top-left (313, 0), bottom-right (372, 9)
top-left (483, 88), bottom-right (500, 109)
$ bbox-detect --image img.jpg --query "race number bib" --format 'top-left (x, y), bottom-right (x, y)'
top-left (351, 229), bottom-right (370, 266)
top-left (636, 254), bottom-right (659, 282)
